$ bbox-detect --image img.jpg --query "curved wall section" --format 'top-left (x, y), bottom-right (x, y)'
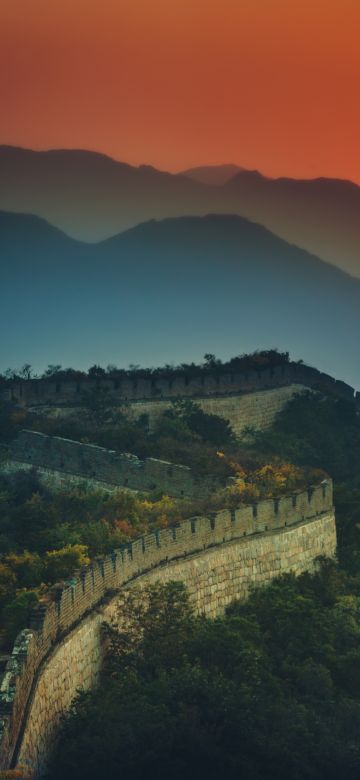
top-left (127, 384), bottom-right (307, 436)
top-left (2, 362), bottom-right (357, 407)
top-left (10, 429), bottom-right (221, 499)
top-left (0, 483), bottom-right (336, 777)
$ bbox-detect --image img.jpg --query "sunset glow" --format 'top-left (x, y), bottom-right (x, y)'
top-left (1, 0), bottom-right (359, 181)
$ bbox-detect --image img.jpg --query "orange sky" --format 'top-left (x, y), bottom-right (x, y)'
top-left (0, 0), bottom-right (359, 181)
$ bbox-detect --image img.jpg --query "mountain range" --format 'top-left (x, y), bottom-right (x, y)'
top-left (0, 146), bottom-right (359, 278)
top-left (180, 164), bottom-right (244, 185)
top-left (1, 211), bottom-right (359, 388)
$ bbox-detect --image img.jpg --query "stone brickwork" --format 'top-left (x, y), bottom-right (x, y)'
top-left (0, 482), bottom-right (336, 777)
top-left (10, 430), bottom-right (221, 499)
top-left (2, 362), bottom-right (357, 407)
top-left (1, 460), bottom-right (128, 494)
top-left (15, 614), bottom-right (103, 774)
top-left (134, 513), bottom-right (336, 617)
top-left (127, 384), bottom-right (307, 435)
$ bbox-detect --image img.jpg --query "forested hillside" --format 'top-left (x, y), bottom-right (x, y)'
top-left (44, 386), bottom-right (360, 780)
top-left (0, 384), bottom-right (320, 644)
top-left (47, 572), bottom-right (360, 780)
top-left (2, 369), bottom-right (360, 780)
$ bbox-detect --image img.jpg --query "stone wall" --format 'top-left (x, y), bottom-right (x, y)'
top-left (1, 460), bottom-right (130, 495)
top-left (10, 430), bottom-right (221, 499)
top-left (2, 362), bottom-right (357, 407)
top-left (127, 384), bottom-right (306, 435)
top-left (4, 386), bottom-right (328, 506)
top-left (14, 384), bottom-right (308, 439)
top-left (0, 482), bottom-right (336, 777)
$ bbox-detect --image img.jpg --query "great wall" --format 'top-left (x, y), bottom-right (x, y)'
top-left (1, 361), bottom-right (359, 410)
top-left (2, 362), bottom-right (359, 443)
top-left (0, 481), bottom-right (336, 777)
top-left (0, 361), bottom-right (349, 777)
top-left (6, 429), bottom-right (222, 499)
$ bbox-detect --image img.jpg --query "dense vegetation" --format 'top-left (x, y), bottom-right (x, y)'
top-left (0, 349), bottom-right (291, 383)
top-left (0, 469), bottom-right (193, 643)
top-left (7, 395), bottom-right (238, 476)
top-left (43, 387), bottom-right (360, 780)
top-left (246, 391), bottom-right (360, 574)
top-left (0, 394), bottom-right (318, 643)
top-left (47, 575), bottom-right (360, 780)
top-left (1, 376), bottom-right (359, 649)
top-left (2, 354), bottom-right (360, 779)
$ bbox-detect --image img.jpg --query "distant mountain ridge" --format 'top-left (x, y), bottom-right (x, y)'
top-left (0, 146), bottom-right (359, 277)
top-left (1, 210), bottom-right (359, 387)
top-left (180, 164), bottom-right (244, 185)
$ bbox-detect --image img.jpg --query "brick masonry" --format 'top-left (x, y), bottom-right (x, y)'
top-left (126, 384), bottom-right (307, 435)
top-left (3, 384), bottom-right (326, 501)
top-left (0, 482), bottom-right (336, 777)
top-left (1, 362), bottom-right (357, 407)
top-left (9, 430), bottom-right (222, 499)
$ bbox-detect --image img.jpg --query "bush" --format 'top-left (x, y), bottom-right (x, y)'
top-left (0, 563), bottom-right (17, 607)
top-left (44, 544), bottom-right (90, 582)
top-left (5, 551), bottom-right (44, 588)
top-left (47, 572), bottom-right (360, 780)
top-left (3, 590), bottom-right (39, 643)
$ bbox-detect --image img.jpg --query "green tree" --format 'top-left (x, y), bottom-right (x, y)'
top-left (44, 544), bottom-right (90, 582)
top-left (47, 573), bottom-right (360, 780)
top-left (3, 590), bottom-right (39, 643)
top-left (0, 562), bottom-right (17, 607)
top-left (5, 551), bottom-right (44, 588)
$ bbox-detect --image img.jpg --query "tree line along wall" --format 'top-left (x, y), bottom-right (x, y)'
top-left (7, 385), bottom-right (311, 440)
top-left (1, 362), bottom-right (358, 407)
top-left (9, 430), bottom-right (222, 499)
top-left (0, 482), bottom-right (336, 778)
top-left (126, 384), bottom-right (307, 435)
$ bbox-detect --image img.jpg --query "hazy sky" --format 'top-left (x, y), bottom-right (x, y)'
top-left (0, 0), bottom-right (359, 182)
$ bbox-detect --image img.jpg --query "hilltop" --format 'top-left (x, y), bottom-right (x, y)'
top-left (180, 163), bottom-right (244, 185)
top-left (0, 146), bottom-right (359, 276)
top-left (1, 211), bottom-right (360, 386)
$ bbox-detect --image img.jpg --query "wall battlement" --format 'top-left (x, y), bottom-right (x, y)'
top-left (10, 430), bottom-right (222, 499)
top-left (0, 481), bottom-right (336, 776)
top-left (1, 362), bottom-right (358, 407)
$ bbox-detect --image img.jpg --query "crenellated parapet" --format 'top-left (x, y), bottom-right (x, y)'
top-left (1, 362), bottom-right (358, 407)
top-left (9, 429), bottom-right (223, 499)
top-left (0, 481), bottom-right (336, 776)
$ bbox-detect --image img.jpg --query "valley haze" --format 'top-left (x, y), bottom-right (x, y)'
top-left (1, 146), bottom-right (359, 278)
top-left (1, 210), bottom-right (359, 389)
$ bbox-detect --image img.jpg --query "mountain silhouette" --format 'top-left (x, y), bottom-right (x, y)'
top-left (1, 211), bottom-right (359, 387)
top-left (180, 164), bottom-right (243, 185)
top-left (0, 146), bottom-right (359, 278)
